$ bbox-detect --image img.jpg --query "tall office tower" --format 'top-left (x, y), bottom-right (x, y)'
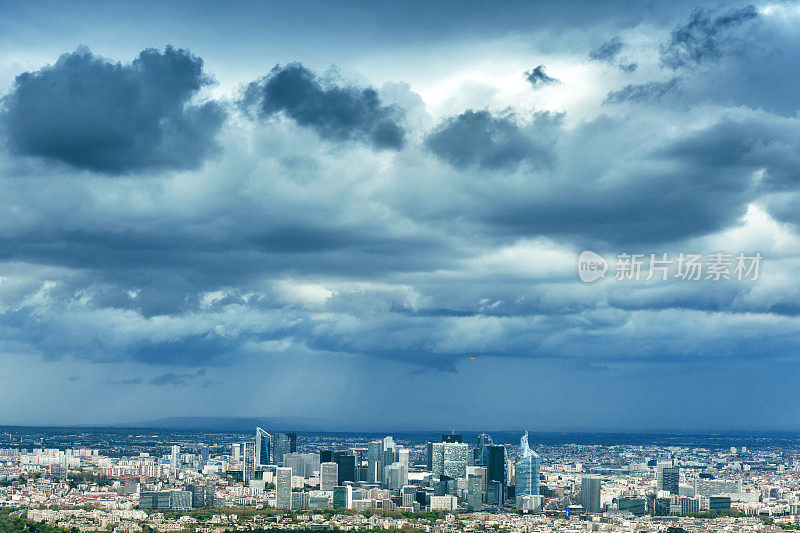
top-left (200, 446), bottom-right (210, 468)
top-left (319, 449), bottom-right (334, 464)
top-left (398, 448), bottom-right (410, 467)
top-left (367, 441), bottom-right (383, 483)
top-left (204, 484), bottom-right (216, 507)
top-left (468, 466), bottom-right (487, 494)
top-left (333, 451), bottom-right (356, 484)
top-left (232, 443), bottom-right (242, 463)
top-left (382, 436), bottom-right (397, 466)
top-left (660, 466), bottom-right (680, 495)
top-left (275, 467), bottom-right (293, 509)
top-left (332, 485), bottom-right (352, 509)
top-left (273, 433), bottom-right (297, 466)
top-left (514, 431), bottom-right (540, 507)
top-left (467, 473), bottom-right (483, 511)
top-left (442, 433), bottom-right (462, 443)
top-left (430, 442), bottom-right (468, 479)
top-left (655, 460), bottom-right (672, 490)
top-left (367, 436), bottom-right (397, 487)
top-left (581, 475), bottom-right (602, 513)
top-left (426, 442), bottom-right (433, 470)
top-left (486, 445), bottom-right (506, 486)
top-left (430, 443), bottom-right (445, 475)
top-left (475, 433), bottom-right (494, 465)
top-left (385, 463), bottom-right (408, 490)
top-left (255, 428), bottom-right (272, 467)
top-left (188, 484), bottom-right (208, 508)
top-left (170, 445), bottom-right (181, 469)
top-left (443, 442), bottom-right (468, 479)
top-left (320, 462), bottom-right (338, 491)
top-left (243, 441), bottom-right (256, 483)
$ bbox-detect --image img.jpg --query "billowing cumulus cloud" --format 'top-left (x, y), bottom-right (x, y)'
top-left (661, 5), bottom-right (759, 69)
top-left (0, 46), bottom-right (225, 174)
top-left (243, 63), bottom-right (405, 149)
top-left (425, 110), bottom-right (554, 169)
top-left (524, 65), bottom-right (559, 88)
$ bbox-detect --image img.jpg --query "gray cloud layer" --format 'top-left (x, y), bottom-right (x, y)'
top-left (1, 2), bottom-right (800, 429)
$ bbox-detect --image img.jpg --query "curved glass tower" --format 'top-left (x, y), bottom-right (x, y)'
top-left (514, 431), bottom-right (540, 507)
top-left (255, 427), bottom-right (272, 467)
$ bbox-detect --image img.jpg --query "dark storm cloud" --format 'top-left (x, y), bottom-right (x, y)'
top-left (0, 46), bottom-right (225, 174)
top-left (524, 65), bottom-right (559, 88)
top-left (604, 78), bottom-right (681, 104)
top-left (432, 111), bottom-right (764, 246)
top-left (661, 5), bottom-right (758, 69)
top-left (425, 110), bottom-right (553, 169)
top-left (1, 0), bottom-right (799, 389)
top-left (656, 114), bottom-right (800, 190)
top-left (243, 63), bottom-right (405, 149)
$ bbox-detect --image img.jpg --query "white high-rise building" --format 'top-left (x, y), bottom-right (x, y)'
top-left (170, 446), bottom-right (180, 469)
top-left (431, 442), bottom-right (468, 479)
top-left (275, 467), bottom-right (292, 509)
top-left (320, 462), bottom-right (338, 491)
top-left (385, 463), bottom-right (408, 490)
top-left (398, 448), bottom-right (410, 467)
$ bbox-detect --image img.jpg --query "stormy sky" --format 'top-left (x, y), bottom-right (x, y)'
top-left (1, 0), bottom-right (800, 431)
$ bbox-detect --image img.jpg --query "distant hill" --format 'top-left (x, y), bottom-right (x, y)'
top-left (122, 416), bottom-right (340, 432)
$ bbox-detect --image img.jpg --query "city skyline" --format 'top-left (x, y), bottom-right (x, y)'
top-left (2, 0), bottom-right (800, 430)
top-left (1, 424), bottom-right (792, 521)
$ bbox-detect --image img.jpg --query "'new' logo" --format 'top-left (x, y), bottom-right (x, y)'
top-left (578, 251), bottom-right (607, 283)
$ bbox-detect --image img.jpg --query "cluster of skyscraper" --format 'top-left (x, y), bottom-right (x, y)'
top-left (229, 428), bottom-right (547, 512)
top-left (238, 428), bottom-right (298, 483)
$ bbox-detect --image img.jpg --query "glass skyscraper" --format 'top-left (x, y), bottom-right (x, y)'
top-left (367, 440), bottom-right (382, 483)
top-left (273, 432), bottom-right (297, 466)
top-left (255, 427), bottom-right (272, 467)
top-left (514, 431), bottom-right (540, 507)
